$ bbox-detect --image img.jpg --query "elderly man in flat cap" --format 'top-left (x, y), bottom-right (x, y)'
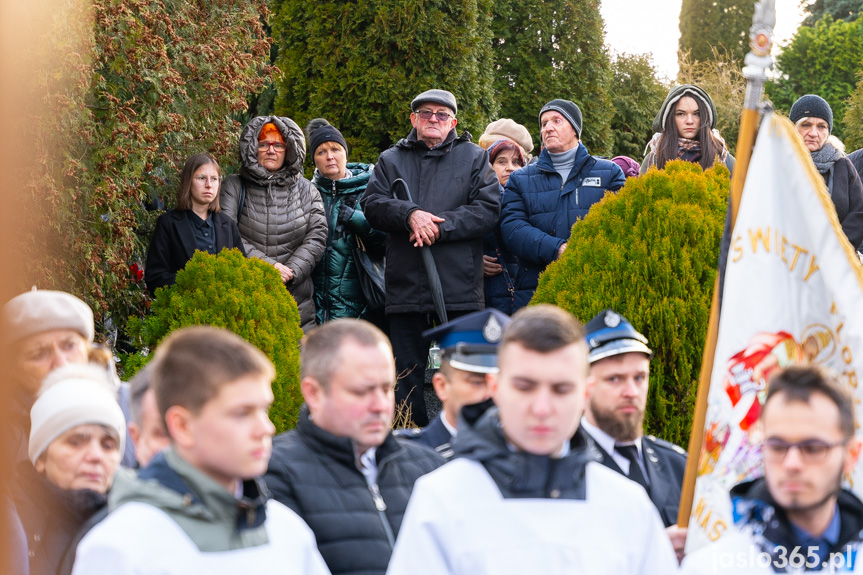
top-left (362, 88), bottom-right (500, 427)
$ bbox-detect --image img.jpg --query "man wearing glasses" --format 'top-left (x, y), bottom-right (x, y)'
top-left (362, 89), bottom-right (499, 427)
top-left (682, 365), bottom-right (863, 573)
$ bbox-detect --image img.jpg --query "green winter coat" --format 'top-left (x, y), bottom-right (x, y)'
top-left (311, 163), bottom-right (386, 323)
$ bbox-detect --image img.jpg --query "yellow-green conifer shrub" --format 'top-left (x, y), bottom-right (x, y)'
top-left (127, 249), bottom-right (303, 432)
top-left (532, 160), bottom-right (728, 444)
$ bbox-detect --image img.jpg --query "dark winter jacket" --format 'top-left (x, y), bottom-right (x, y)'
top-left (819, 155), bottom-right (863, 249)
top-left (727, 478), bottom-right (863, 568)
top-left (499, 143), bottom-right (626, 309)
top-left (452, 403), bottom-right (599, 500)
top-left (361, 128), bottom-right (500, 315)
top-left (220, 116), bottom-right (328, 330)
top-left (849, 148), bottom-right (863, 182)
top-left (581, 429), bottom-right (687, 527)
top-left (483, 185), bottom-right (518, 315)
top-left (264, 405), bottom-right (445, 575)
top-left (13, 463), bottom-right (107, 575)
top-left (311, 163), bottom-right (386, 323)
top-left (144, 209), bottom-right (246, 294)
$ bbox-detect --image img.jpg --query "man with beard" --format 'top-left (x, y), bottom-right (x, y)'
top-left (581, 309), bottom-right (688, 561)
top-left (681, 365), bottom-right (863, 573)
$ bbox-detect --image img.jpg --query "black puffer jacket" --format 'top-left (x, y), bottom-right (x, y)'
top-left (14, 463), bottom-right (107, 575)
top-left (362, 128), bottom-right (500, 314)
top-left (452, 402), bottom-right (599, 499)
top-left (264, 405), bottom-right (445, 575)
top-left (221, 116), bottom-right (328, 330)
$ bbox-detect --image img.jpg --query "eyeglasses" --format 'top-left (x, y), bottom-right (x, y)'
top-left (761, 438), bottom-right (849, 463)
top-left (194, 175), bottom-right (221, 184)
top-left (415, 110), bottom-right (454, 122)
top-left (258, 141), bottom-right (287, 152)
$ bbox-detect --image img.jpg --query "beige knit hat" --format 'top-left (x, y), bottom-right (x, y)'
top-left (29, 364), bottom-right (126, 465)
top-left (3, 288), bottom-right (94, 345)
top-left (479, 119), bottom-right (535, 154)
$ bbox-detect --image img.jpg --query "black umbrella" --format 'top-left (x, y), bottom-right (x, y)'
top-left (392, 178), bottom-right (448, 324)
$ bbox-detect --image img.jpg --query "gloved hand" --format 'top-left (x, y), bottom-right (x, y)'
top-left (337, 204), bottom-right (355, 228)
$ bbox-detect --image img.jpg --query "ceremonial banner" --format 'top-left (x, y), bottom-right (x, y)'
top-left (686, 113), bottom-right (863, 552)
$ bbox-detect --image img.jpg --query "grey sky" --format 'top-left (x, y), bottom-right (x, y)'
top-left (600, 0), bottom-right (806, 80)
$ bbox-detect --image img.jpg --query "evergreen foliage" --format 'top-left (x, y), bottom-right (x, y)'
top-left (767, 16), bottom-right (863, 140)
top-left (609, 54), bottom-right (668, 160)
top-left (531, 160), bottom-right (729, 445)
top-left (677, 49), bottom-right (746, 155)
top-left (491, 0), bottom-right (614, 156)
top-left (802, 0), bottom-right (863, 26)
top-left (678, 0), bottom-right (755, 65)
top-left (271, 0), bottom-right (497, 164)
top-left (842, 71), bottom-right (863, 150)
top-left (21, 0), bottom-right (273, 339)
top-left (126, 249), bottom-right (304, 432)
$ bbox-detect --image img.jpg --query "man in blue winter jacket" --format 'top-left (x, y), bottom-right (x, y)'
top-left (500, 99), bottom-right (625, 309)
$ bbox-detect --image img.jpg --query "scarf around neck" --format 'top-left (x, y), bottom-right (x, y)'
top-left (811, 142), bottom-right (842, 174)
top-left (677, 137), bottom-right (701, 163)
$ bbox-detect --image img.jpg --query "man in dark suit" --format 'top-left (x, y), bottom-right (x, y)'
top-left (580, 308), bottom-right (688, 562)
top-left (399, 308), bottom-right (510, 459)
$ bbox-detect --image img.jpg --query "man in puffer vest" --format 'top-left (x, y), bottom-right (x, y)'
top-left (265, 319), bottom-right (444, 575)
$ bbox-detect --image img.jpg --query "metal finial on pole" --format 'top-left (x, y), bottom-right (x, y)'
top-left (677, 0), bottom-right (776, 530)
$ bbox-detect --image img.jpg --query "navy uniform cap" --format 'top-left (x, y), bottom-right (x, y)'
top-left (422, 309), bottom-right (511, 374)
top-left (584, 308), bottom-right (653, 364)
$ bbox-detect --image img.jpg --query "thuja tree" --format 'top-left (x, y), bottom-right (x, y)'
top-left (843, 73), bottom-right (863, 150)
top-left (609, 53), bottom-right (668, 160)
top-left (678, 0), bottom-right (755, 66)
top-left (802, 0), bottom-right (863, 26)
top-left (767, 16), bottom-right (863, 140)
top-left (126, 249), bottom-right (304, 431)
top-left (272, 0), bottom-right (497, 163)
top-left (532, 160), bottom-right (728, 445)
top-left (491, 0), bottom-right (614, 156)
top-left (21, 0), bottom-right (273, 338)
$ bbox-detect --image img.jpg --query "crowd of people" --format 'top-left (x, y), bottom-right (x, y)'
top-left (4, 84), bottom-right (863, 574)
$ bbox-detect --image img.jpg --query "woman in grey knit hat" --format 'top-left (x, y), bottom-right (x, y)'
top-left (640, 84), bottom-right (735, 175)
top-left (790, 94), bottom-right (863, 249)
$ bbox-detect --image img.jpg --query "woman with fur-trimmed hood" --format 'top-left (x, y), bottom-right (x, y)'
top-left (640, 84), bottom-right (735, 175)
top-left (220, 116), bottom-right (327, 331)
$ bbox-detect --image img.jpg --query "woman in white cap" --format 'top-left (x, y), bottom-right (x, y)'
top-left (641, 84), bottom-right (734, 175)
top-left (13, 364), bottom-right (125, 575)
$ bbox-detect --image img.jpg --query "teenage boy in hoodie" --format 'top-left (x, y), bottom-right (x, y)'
top-left (387, 304), bottom-right (677, 575)
top-left (71, 326), bottom-right (330, 575)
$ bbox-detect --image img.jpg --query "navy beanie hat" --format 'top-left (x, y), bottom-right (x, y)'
top-left (539, 99), bottom-right (583, 138)
top-left (789, 95), bottom-right (833, 133)
top-left (308, 125), bottom-right (349, 158)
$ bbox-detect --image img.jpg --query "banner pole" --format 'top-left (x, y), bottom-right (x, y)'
top-left (677, 0), bottom-right (776, 528)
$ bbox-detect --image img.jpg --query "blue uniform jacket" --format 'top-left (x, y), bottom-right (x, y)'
top-left (500, 143), bottom-right (625, 309)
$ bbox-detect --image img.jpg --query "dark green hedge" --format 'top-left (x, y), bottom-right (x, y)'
top-left (532, 160), bottom-right (728, 444)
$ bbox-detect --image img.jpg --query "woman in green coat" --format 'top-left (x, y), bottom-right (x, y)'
top-left (307, 120), bottom-right (386, 324)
